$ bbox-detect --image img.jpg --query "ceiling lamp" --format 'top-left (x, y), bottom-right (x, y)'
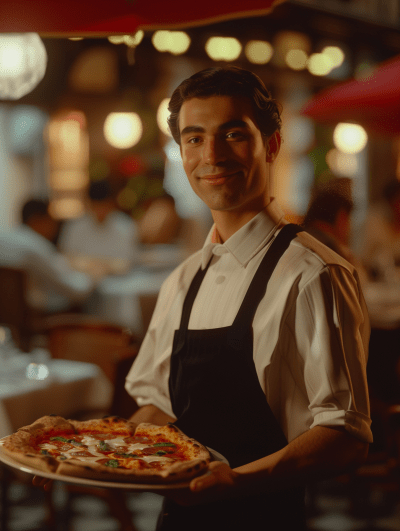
top-left (0, 33), bottom-right (47, 100)
top-left (245, 40), bottom-right (273, 65)
top-left (205, 37), bottom-right (242, 62)
top-left (104, 112), bottom-right (143, 149)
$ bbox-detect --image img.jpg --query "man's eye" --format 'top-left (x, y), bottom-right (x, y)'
top-left (226, 132), bottom-right (243, 140)
top-left (188, 137), bottom-right (201, 144)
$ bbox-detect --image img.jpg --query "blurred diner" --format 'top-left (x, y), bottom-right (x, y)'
top-left (58, 179), bottom-right (139, 277)
top-left (359, 178), bottom-right (400, 282)
top-left (0, 198), bottom-right (94, 314)
top-left (303, 178), bottom-right (368, 285)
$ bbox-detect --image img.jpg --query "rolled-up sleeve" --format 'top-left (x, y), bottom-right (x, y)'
top-left (293, 265), bottom-right (372, 443)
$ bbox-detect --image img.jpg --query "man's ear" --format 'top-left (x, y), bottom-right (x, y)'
top-left (265, 131), bottom-right (281, 163)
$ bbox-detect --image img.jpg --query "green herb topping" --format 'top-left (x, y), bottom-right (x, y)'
top-left (104, 459), bottom-right (119, 468)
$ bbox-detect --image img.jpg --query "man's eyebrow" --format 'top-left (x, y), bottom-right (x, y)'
top-left (180, 120), bottom-right (249, 138)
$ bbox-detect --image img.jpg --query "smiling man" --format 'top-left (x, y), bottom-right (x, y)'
top-left (125, 67), bottom-right (372, 530)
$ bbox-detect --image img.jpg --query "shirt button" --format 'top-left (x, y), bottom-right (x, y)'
top-left (216, 276), bottom-right (225, 284)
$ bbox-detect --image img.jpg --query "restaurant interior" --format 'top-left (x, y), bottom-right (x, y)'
top-left (1, 0), bottom-right (400, 529)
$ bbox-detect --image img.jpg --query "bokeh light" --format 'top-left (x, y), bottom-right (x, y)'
top-left (322, 46), bottom-right (345, 69)
top-left (103, 112), bottom-right (143, 149)
top-left (205, 36), bottom-right (242, 62)
top-left (285, 49), bottom-right (308, 70)
top-left (333, 123), bottom-right (368, 154)
top-left (307, 53), bottom-right (334, 76)
top-left (326, 148), bottom-right (359, 177)
top-left (0, 33), bottom-right (47, 99)
top-left (157, 98), bottom-right (171, 137)
top-left (245, 40), bottom-right (273, 64)
top-left (49, 198), bottom-right (85, 219)
top-left (108, 32), bottom-right (144, 47)
top-left (152, 31), bottom-right (191, 55)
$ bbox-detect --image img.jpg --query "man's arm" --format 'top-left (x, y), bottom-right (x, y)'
top-left (130, 405), bottom-right (176, 426)
top-left (170, 425), bottom-right (368, 505)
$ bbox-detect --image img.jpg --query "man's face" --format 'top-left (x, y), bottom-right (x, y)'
top-left (179, 95), bottom-right (279, 215)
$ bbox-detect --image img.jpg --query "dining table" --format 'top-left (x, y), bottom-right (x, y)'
top-left (68, 244), bottom-right (186, 334)
top-left (0, 349), bottom-right (113, 439)
top-left (363, 281), bottom-right (400, 404)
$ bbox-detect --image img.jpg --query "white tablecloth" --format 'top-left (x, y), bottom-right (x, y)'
top-left (0, 358), bottom-right (113, 438)
top-left (363, 281), bottom-right (400, 329)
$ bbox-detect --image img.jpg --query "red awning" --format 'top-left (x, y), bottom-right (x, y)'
top-left (301, 53), bottom-right (400, 137)
top-left (0, 0), bottom-right (285, 35)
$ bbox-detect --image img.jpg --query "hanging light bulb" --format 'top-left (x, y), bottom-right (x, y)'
top-left (0, 33), bottom-right (47, 100)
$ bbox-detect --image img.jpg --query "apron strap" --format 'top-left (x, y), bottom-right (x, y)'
top-left (178, 257), bottom-right (213, 331)
top-left (228, 223), bottom-right (303, 350)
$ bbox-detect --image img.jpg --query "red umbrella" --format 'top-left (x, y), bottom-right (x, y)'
top-left (301, 54), bottom-right (400, 137)
top-left (0, 0), bottom-right (285, 34)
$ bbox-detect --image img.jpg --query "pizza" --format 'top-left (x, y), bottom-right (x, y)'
top-left (1, 415), bottom-right (210, 484)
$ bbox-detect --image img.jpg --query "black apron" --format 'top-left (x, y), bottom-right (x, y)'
top-left (160, 224), bottom-right (307, 531)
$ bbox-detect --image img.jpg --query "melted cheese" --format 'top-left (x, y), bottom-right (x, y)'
top-left (39, 438), bottom-right (175, 465)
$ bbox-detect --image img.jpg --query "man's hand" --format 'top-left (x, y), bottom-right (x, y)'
top-left (162, 461), bottom-right (241, 506)
top-left (32, 476), bottom-right (53, 491)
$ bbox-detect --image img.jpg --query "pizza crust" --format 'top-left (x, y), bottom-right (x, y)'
top-left (2, 415), bottom-right (210, 484)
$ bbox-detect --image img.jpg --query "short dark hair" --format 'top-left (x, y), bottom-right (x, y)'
top-left (167, 66), bottom-right (282, 145)
top-left (304, 180), bottom-right (353, 227)
top-left (383, 179), bottom-right (400, 203)
top-left (21, 199), bottom-right (49, 225)
top-left (88, 180), bottom-right (111, 201)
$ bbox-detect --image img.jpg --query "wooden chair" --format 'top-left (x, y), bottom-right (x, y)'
top-left (43, 315), bottom-right (142, 531)
top-left (0, 266), bottom-right (45, 351)
top-left (138, 293), bottom-right (158, 339)
top-left (44, 313), bottom-right (139, 383)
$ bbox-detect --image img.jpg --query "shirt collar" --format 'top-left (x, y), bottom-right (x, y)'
top-left (201, 199), bottom-right (286, 268)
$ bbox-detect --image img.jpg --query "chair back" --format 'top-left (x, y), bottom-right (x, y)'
top-left (45, 314), bottom-right (139, 383)
top-left (0, 266), bottom-right (32, 350)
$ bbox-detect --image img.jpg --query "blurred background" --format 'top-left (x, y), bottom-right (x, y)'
top-left (2, 0), bottom-right (400, 530)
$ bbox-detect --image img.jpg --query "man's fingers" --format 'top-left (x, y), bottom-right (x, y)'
top-left (32, 476), bottom-right (53, 491)
top-left (190, 470), bottom-right (214, 492)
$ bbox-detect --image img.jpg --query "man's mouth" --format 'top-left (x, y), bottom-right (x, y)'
top-left (199, 171), bottom-right (238, 185)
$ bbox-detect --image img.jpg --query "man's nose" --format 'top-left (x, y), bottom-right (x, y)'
top-left (203, 137), bottom-right (226, 165)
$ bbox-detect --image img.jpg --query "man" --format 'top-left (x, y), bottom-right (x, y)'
top-left (0, 199), bottom-right (94, 312)
top-left (124, 67), bottom-right (372, 530)
top-left (59, 179), bottom-right (139, 264)
top-left (35, 67), bottom-right (371, 529)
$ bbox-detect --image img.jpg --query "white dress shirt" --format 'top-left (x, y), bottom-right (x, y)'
top-left (126, 200), bottom-right (372, 444)
top-left (59, 211), bottom-right (138, 263)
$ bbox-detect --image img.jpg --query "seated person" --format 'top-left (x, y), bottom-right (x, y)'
top-left (0, 199), bottom-right (94, 312)
top-left (58, 180), bottom-right (139, 268)
top-left (138, 193), bottom-right (182, 245)
top-left (303, 179), bottom-right (367, 285)
top-left (359, 179), bottom-right (400, 281)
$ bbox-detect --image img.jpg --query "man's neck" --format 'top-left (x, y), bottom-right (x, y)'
top-left (211, 199), bottom-right (281, 243)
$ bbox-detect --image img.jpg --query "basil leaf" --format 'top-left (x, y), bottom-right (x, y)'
top-left (58, 456), bottom-right (67, 461)
top-left (98, 441), bottom-right (110, 451)
top-left (105, 459), bottom-right (119, 468)
top-left (116, 453), bottom-right (138, 458)
top-left (41, 449), bottom-right (50, 455)
top-left (155, 450), bottom-right (167, 456)
top-left (50, 436), bottom-right (69, 443)
top-left (152, 443), bottom-right (176, 447)
top-left (67, 439), bottom-right (83, 446)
